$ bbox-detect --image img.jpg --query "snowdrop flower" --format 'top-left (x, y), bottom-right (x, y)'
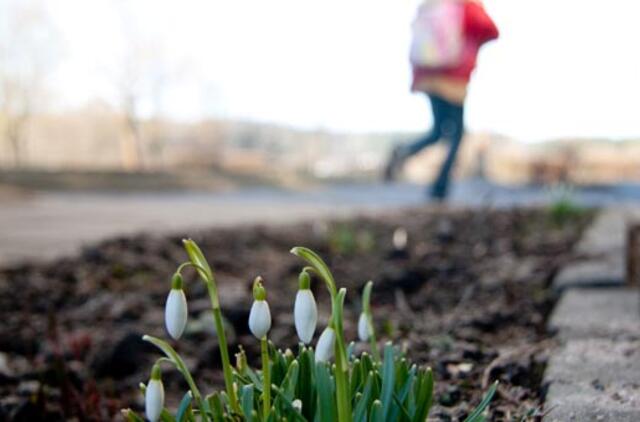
top-left (145, 364), bottom-right (164, 422)
top-left (249, 277), bottom-right (271, 339)
top-left (357, 312), bottom-right (371, 342)
top-left (315, 326), bottom-right (336, 363)
top-left (165, 274), bottom-right (188, 340)
top-left (294, 271), bottom-right (317, 344)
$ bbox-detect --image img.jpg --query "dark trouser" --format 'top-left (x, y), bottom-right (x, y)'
top-left (405, 94), bottom-right (464, 198)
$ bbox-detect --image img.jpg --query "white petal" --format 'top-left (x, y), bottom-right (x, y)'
top-left (165, 289), bottom-right (188, 340)
top-left (358, 313), bottom-right (370, 341)
top-left (145, 379), bottom-right (165, 422)
top-left (294, 290), bottom-right (318, 344)
top-left (315, 327), bottom-right (336, 363)
top-left (249, 300), bottom-right (271, 339)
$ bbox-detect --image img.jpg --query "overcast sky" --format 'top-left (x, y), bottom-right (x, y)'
top-left (24, 0), bottom-right (640, 141)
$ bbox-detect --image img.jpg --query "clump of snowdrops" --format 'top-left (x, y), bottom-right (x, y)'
top-left (122, 240), bottom-right (497, 422)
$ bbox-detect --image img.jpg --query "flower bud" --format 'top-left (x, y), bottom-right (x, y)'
top-left (145, 364), bottom-right (164, 422)
top-left (165, 274), bottom-right (188, 340)
top-left (249, 277), bottom-right (271, 339)
top-left (315, 326), bottom-right (336, 363)
top-left (294, 288), bottom-right (317, 344)
top-left (358, 312), bottom-right (371, 341)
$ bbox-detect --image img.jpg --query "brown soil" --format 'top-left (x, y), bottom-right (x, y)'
top-left (0, 207), bottom-right (592, 421)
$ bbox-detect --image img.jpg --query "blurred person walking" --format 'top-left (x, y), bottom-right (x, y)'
top-left (384, 0), bottom-right (498, 200)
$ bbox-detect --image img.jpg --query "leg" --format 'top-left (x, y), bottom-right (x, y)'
top-left (383, 94), bottom-right (445, 181)
top-left (431, 101), bottom-right (464, 200)
top-left (403, 94), bottom-right (445, 156)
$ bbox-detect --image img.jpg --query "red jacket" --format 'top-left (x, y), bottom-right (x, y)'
top-left (412, 0), bottom-right (499, 85)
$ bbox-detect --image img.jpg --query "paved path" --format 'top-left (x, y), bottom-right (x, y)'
top-left (544, 207), bottom-right (640, 421)
top-left (2, 181), bottom-right (640, 266)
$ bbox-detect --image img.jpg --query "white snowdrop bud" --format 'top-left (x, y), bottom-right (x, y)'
top-left (145, 364), bottom-right (164, 422)
top-left (315, 326), bottom-right (336, 363)
top-left (294, 272), bottom-right (318, 344)
top-left (292, 399), bottom-right (302, 413)
top-left (358, 312), bottom-right (371, 342)
top-left (249, 277), bottom-right (271, 339)
top-left (165, 274), bottom-right (188, 340)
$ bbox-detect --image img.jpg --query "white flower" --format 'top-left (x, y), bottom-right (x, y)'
top-left (315, 327), bottom-right (336, 363)
top-left (358, 312), bottom-right (371, 341)
top-left (294, 289), bottom-right (318, 344)
top-left (249, 300), bottom-right (271, 339)
top-left (145, 366), bottom-right (164, 422)
top-left (165, 288), bottom-right (188, 340)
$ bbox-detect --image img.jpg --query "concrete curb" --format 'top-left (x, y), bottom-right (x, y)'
top-left (544, 208), bottom-right (640, 421)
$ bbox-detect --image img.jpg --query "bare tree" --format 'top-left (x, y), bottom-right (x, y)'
top-left (107, 0), bottom-right (176, 170)
top-left (0, 0), bottom-right (56, 167)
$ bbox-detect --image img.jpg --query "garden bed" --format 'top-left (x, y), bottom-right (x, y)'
top-left (0, 207), bottom-right (592, 421)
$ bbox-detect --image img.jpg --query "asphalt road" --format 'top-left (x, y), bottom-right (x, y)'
top-left (1, 180), bottom-right (639, 266)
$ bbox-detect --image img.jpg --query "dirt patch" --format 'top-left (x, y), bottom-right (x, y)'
top-left (0, 207), bottom-right (592, 421)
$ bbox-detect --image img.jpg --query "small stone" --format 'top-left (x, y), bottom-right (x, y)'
top-left (91, 332), bottom-right (154, 379)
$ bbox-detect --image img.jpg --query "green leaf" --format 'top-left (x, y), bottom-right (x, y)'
top-left (208, 392), bottom-right (225, 422)
top-left (142, 335), bottom-right (202, 404)
top-left (160, 409), bottom-right (176, 422)
top-left (353, 372), bottom-right (374, 422)
top-left (392, 395), bottom-right (412, 422)
top-left (463, 381), bottom-right (498, 422)
top-left (176, 392), bottom-right (193, 422)
top-left (380, 343), bottom-right (396, 419)
top-left (350, 359), bottom-right (362, 398)
top-left (360, 353), bottom-right (373, 376)
top-left (280, 360), bottom-right (300, 401)
top-left (315, 363), bottom-right (337, 422)
top-left (241, 384), bottom-right (255, 422)
top-left (369, 400), bottom-right (383, 422)
top-left (412, 368), bottom-right (434, 422)
top-left (271, 385), bottom-right (308, 422)
top-left (296, 347), bottom-right (316, 421)
top-left (389, 365), bottom-right (416, 422)
top-left (347, 342), bottom-right (356, 361)
top-left (121, 409), bottom-right (145, 422)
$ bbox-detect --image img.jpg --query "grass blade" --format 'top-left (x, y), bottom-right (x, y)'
top-left (176, 392), bottom-right (193, 422)
top-left (463, 381), bottom-right (498, 422)
top-left (380, 343), bottom-right (396, 419)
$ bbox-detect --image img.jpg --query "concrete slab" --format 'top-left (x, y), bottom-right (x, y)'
top-left (552, 207), bottom-right (640, 289)
top-left (575, 208), bottom-right (629, 257)
top-left (549, 288), bottom-right (640, 340)
top-left (553, 257), bottom-right (625, 290)
top-left (544, 339), bottom-right (640, 421)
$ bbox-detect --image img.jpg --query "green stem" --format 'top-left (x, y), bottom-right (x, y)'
top-left (332, 289), bottom-right (352, 422)
top-left (291, 247), bottom-right (352, 422)
top-left (367, 315), bottom-right (380, 362)
top-left (183, 239), bottom-right (240, 414)
top-left (142, 336), bottom-right (207, 417)
top-left (261, 337), bottom-right (271, 420)
top-left (206, 281), bottom-right (239, 412)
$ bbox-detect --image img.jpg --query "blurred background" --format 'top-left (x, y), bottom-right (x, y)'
top-left (1, 0), bottom-right (640, 263)
top-left (1, 0), bottom-right (639, 183)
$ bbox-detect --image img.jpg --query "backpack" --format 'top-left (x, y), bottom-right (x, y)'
top-left (410, 0), bottom-right (465, 68)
